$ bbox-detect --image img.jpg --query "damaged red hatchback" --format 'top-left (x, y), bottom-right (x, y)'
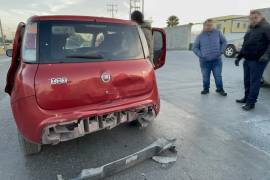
top-left (5, 16), bottom-right (166, 155)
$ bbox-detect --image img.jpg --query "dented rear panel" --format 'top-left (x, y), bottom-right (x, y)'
top-left (35, 60), bottom-right (156, 110)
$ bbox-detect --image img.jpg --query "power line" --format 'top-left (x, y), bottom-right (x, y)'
top-left (107, 3), bottom-right (118, 18)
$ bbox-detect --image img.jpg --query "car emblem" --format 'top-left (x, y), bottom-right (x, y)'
top-left (101, 72), bottom-right (111, 83)
top-left (50, 77), bottom-right (68, 85)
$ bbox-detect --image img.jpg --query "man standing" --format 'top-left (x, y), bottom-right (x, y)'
top-left (131, 11), bottom-right (154, 64)
top-left (193, 19), bottom-right (228, 96)
top-left (235, 11), bottom-right (270, 111)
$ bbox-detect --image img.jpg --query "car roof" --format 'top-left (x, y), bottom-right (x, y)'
top-left (28, 15), bottom-right (137, 26)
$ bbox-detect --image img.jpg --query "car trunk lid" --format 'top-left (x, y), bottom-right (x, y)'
top-left (34, 60), bottom-right (155, 110)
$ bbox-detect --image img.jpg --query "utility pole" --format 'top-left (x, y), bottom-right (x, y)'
top-left (142, 0), bottom-right (144, 15)
top-left (0, 19), bottom-right (6, 51)
top-left (130, 0), bottom-right (144, 18)
top-left (107, 3), bottom-right (118, 18)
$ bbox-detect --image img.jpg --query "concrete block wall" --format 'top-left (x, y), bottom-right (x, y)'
top-left (165, 24), bottom-right (192, 50)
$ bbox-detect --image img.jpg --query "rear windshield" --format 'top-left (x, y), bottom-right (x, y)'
top-left (39, 21), bottom-right (145, 63)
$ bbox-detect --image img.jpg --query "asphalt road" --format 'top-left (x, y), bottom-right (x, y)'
top-left (0, 52), bottom-right (270, 180)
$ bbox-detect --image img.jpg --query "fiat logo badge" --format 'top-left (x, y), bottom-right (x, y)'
top-left (101, 72), bottom-right (111, 83)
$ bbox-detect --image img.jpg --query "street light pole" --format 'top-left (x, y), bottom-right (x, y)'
top-left (0, 19), bottom-right (6, 51)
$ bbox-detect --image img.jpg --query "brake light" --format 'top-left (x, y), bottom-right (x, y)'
top-left (22, 23), bottom-right (37, 63)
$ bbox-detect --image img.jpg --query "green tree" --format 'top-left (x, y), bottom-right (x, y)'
top-left (167, 15), bottom-right (179, 27)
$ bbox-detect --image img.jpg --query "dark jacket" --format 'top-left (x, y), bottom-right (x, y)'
top-left (238, 19), bottom-right (270, 62)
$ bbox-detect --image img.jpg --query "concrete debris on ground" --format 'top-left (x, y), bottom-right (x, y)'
top-left (152, 155), bottom-right (177, 164)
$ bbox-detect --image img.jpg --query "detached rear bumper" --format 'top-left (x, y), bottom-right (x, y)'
top-left (11, 96), bottom-right (159, 144)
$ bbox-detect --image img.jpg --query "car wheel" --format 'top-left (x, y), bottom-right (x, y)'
top-left (224, 45), bottom-right (236, 58)
top-left (18, 131), bottom-right (41, 155)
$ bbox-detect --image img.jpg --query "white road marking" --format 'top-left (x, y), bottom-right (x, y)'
top-left (241, 140), bottom-right (270, 158)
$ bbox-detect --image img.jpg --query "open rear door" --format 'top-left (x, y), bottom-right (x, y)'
top-left (5, 22), bottom-right (25, 95)
top-left (152, 28), bottom-right (166, 70)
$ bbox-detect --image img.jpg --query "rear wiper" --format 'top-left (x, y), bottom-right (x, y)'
top-left (65, 55), bottom-right (105, 59)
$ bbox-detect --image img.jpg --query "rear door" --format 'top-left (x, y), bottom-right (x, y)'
top-left (5, 22), bottom-right (25, 95)
top-left (34, 21), bottom-right (155, 110)
top-left (152, 28), bottom-right (167, 70)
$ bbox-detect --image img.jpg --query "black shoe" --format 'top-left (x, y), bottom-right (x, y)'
top-left (236, 98), bottom-right (246, 104)
top-left (242, 104), bottom-right (255, 111)
top-left (216, 89), bottom-right (227, 96)
top-left (201, 89), bottom-right (209, 95)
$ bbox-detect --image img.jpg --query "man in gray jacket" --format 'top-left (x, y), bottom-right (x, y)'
top-left (193, 19), bottom-right (228, 96)
top-left (131, 11), bottom-right (154, 64)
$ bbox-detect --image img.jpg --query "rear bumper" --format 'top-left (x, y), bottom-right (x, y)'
top-left (42, 105), bottom-right (156, 145)
top-left (11, 95), bottom-right (160, 144)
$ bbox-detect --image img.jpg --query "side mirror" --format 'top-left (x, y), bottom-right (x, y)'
top-left (152, 28), bottom-right (166, 70)
top-left (6, 49), bottom-right (13, 57)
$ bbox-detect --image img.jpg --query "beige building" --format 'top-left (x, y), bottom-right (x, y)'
top-left (211, 15), bottom-right (249, 34)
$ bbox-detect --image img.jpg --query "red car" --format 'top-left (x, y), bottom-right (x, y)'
top-left (5, 15), bottom-right (166, 155)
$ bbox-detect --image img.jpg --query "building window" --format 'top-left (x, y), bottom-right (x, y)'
top-left (237, 23), bottom-right (240, 28)
top-left (243, 23), bottom-right (247, 29)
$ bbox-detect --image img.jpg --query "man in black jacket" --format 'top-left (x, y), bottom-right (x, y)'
top-left (235, 10), bottom-right (270, 111)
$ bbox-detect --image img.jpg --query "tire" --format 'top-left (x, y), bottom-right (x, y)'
top-left (129, 120), bottom-right (141, 127)
top-left (18, 132), bottom-right (41, 155)
top-left (224, 45), bottom-right (236, 58)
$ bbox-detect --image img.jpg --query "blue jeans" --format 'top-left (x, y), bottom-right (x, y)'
top-left (200, 59), bottom-right (224, 91)
top-left (243, 60), bottom-right (268, 104)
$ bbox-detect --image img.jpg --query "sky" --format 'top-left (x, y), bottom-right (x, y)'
top-left (0, 0), bottom-right (270, 38)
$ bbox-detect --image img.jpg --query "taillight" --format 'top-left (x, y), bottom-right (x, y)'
top-left (22, 23), bottom-right (37, 63)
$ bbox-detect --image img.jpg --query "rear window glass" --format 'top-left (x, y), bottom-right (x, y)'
top-left (39, 21), bottom-right (145, 63)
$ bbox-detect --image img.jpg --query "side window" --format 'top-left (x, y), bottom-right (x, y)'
top-left (153, 31), bottom-right (163, 62)
top-left (152, 28), bottom-right (166, 70)
top-left (138, 26), bottom-right (149, 59)
top-left (22, 23), bottom-right (37, 63)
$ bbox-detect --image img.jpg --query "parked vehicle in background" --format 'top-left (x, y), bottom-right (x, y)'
top-left (223, 38), bottom-right (270, 86)
top-left (5, 15), bottom-right (167, 155)
top-left (263, 64), bottom-right (270, 85)
top-left (224, 38), bottom-right (243, 58)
